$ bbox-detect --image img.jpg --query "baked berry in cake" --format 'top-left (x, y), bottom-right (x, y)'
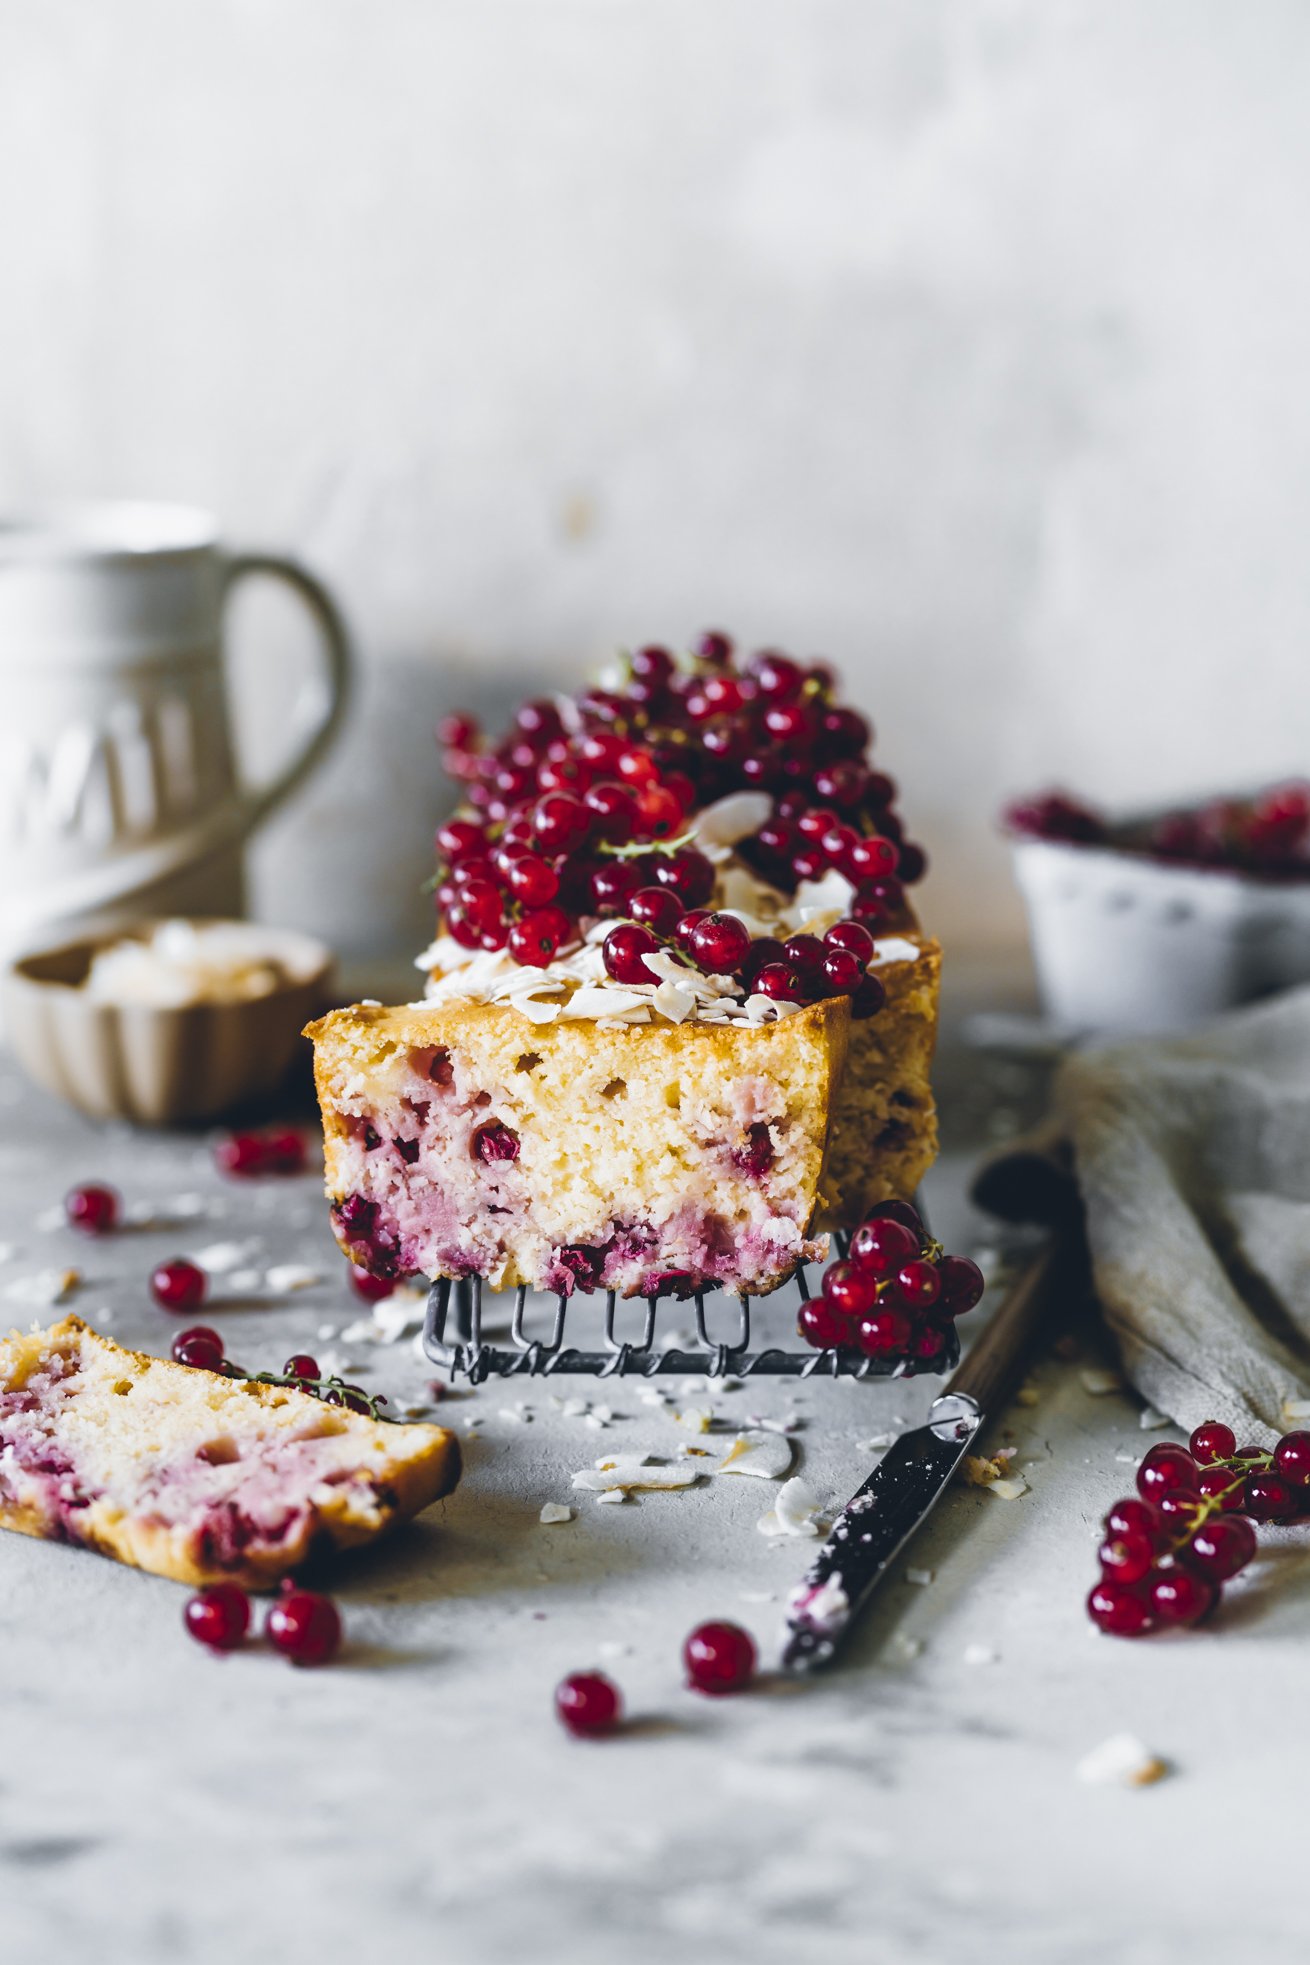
top-left (309, 635), bottom-right (940, 1300)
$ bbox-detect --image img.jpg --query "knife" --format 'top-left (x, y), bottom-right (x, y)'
top-left (780, 1230), bottom-right (1083, 1672)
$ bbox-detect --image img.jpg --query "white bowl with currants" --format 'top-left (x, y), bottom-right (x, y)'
top-left (1004, 783), bottom-right (1310, 1036)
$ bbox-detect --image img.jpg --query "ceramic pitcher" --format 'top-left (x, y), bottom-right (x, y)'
top-left (0, 501), bottom-right (352, 958)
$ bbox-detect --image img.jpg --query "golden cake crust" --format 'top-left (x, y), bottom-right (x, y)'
top-left (0, 1316), bottom-right (461, 1589)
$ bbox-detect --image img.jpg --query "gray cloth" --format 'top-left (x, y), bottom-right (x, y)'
top-left (973, 987), bottom-right (1310, 1448)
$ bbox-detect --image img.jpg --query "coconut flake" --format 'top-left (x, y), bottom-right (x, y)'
top-left (3, 1268), bottom-right (81, 1308)
top-left (1079, 1368), bottom-right (1123, 1396)
top-left (539, 1503), bottom-right (575, 1525)
top-left (716, 1430), bottom-right (795, 1481)
top-left (690, 791), bottom-right (773, 849)
top-left (264, 1264), bottom-right (321, 1295)
top-left (757, 1476), bottom-right (823, 1538)
top-left (1076, 1734), bottom-right (1168, 1788)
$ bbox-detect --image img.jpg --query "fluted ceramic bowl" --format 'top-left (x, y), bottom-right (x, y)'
top-left (2, 920), bottom-right (333, 1124)
top-left (1012, 838), bottom-right (1310, 1036)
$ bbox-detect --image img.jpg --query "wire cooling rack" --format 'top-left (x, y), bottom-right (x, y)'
top-left (421, 1227), bottom-right (961, 1384)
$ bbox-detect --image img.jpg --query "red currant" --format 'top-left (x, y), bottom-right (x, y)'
top-left (1243, 1471), bottom-right (1294, 1522)
top-left (283, 1353), bottom-right (320, 1380)
top-left (851, 973), bottom-right (887, 1020)
top-left (1136, 1443), bottom-right (1198, 1501)
top-left (636, 786), bottom-right (684, 838)
top-left (215, 1132), bottom-right (268, 1176)
top-left (1105, 1497), bottom-right (1162, 1541)
top-left (555, 1670), bottom-right (622, 1737)
top-left (1183, 1516), bottom-right (1257, 1581)
top-left (473, 1123), bottom-right (520, 1163)
top-left (689, 913), bottom-right (750, 975)
top-left (847, 835), bottom-right (899, 881)
top-left (435, 818), bottom-right (487, 862)
top-left (509, 906), bottom-right (571, 967)
top-left (150, 1258), bottom-right (207, 1314)
top-left (1273, 1431), bottom-right (1310, 1486)
top-left (603, 922), bottom-right (660, 985)
top-left (1188, 1421), bottom-right (1237, 1465)
top-left (683, 1620), bottom-right (756, 1696)
top-left (1087, 1580), bottom-right (1153, 1636)
top-left (823, 920), bottom-right (875, 963)
top-left (532, 793), bottom-right (591, 852)
top-left (797, 1300), bottom-right (852, 1349)
top-left (267, 1587), bottom-right (342, 1666)
top-left (1149, 1566), bottom-right (1215, 1626)
top-left (591, 860), bottom-right (640, 913)
top-left (65, 1183), bottom-right (120, 1234)
top-left (894, 1259), bottom-right (941, 1308)
top-left (505, 853), bottom-right (560, 907)
top-left (855, 1307), bottom-right (913, 1356)
top-left (1195, 1465), bottom-right (1247, 1511)
top-left (171, 1326), bottom-right (225, 1371)
top-left (185, 1583), bottom-right (251, 1652)
top-left (1098, 1531), bottom-right (1155, 1585)
top-left (821, 947), bottom-right (863, 994)
top-left (628, 886), bottom-right (683, 936)
top-left (751, 962), bottom-right (802, 1003)
top-left (653, 848), bottom-right (716, 908)
top-left (822, 1260), bottom-right (880, 1319)
top-left (849, 1217), bottom-right (919, 1277)
top-left (938, 1256), bottom-right (985, 1315)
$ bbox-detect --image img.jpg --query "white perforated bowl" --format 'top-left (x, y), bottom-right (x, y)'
top-left (1011, 838), bottom-right (1310, 1036)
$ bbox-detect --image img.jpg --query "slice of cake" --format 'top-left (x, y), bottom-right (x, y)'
top-left (0, 1316), bottom-right (460, 1587)
top-left (308, 635), bottom-right (940, 1301)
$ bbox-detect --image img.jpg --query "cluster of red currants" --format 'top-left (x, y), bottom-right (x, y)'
top-left (556, 1618), bottom-right (758, 1736)
top-left (433, 633), bottom-right (926, 990)
top-left (1088, 1421), bottom-right (1310, 1637)
top-left (1005, 781), bottom-right (1310, 879)
top-left (185, 1576), bottom-right (342, 1666)
top-left (168, 1327), bottom-right (382, 1417)
top-left (795, 1198), bottom-right (984, 1365)
top-left (601, 910), bottom-right (888, 1017)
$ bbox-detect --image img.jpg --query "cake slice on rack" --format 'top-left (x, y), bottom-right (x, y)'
top-left (308, 636), bottom-right (940, 1304)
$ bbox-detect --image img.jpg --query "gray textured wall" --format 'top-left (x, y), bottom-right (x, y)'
top-left (5, 1), bottom-right (1310, 955)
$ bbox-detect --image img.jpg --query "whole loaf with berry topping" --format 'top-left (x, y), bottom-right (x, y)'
top-left (308, 635), bottom-right (940, 1300)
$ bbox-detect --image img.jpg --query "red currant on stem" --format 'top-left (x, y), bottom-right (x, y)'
top-left (850, 1216), bottom-right (919, 1277)
top-left (555, 1671), bottom-right (623, 1737)
top-left (1087, 1580), bottom-right (1153, 1637)
top-left (797, 1300), bottom-right (852, 1349)
top-left (284, 1353), bottom-right (320, 1380)
top-left (1136, 1443), bottom-right (1198, 1501)
top-left (1188, 1421), bottom-right (1236, 1465)
top-left (822, 1260), bottom-right (879, 1319)
top-left (1150, 1567), bottom-right (1215, 1626)
top-left (171, 1325), bottom-right (225, 1371)
top-left (689, 913), bottom-right (750, 975)
top-left (1098, 1530), bottom-right (1155, 1585)
top-left (855, 1306), bottom-right (913, 1357)
top-left (1273, 1431), bottom-right (1310, 1485)
top-left (895, 1259), bottom-right (941, 1309)
top-left (628, 886), bottom-right (683, 936)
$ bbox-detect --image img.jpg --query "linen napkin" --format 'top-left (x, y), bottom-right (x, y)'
top-left (972, 986), bottom-right (1310, 1447)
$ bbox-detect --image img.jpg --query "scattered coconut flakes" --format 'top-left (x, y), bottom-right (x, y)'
top-left (638, 1387), bottom-right (669, 1406)
top-left (499, 1408), bottom-right (527, 1424)
top-left (963, 1643), bottom-right (998, 1666)
top-left (1079, 1368), bottom-right (1123, 1396)
top-left (1138, 1406), bottom-right (1170, 1430)
top-left (313, 1348), bottom-right (355, 1379)
top-left (757, 1476), bottom-right (822, 1538)
top-left (1076, 1734), bottom-right (1168, 1788)
top-left (573, 1456), bottom-right (700, 1493)
top-left (689, 790), bottom-right (773, 848)
top-left (225, 1268), bottom-right (263, 1294)
top-left (1282, 1396), bottom-right (1310, 1424)
top-left (595, 1488), bottom-right (628, 1505)
top-left (988, 1476), bottom-right (1029, 1500)
top-left (745, 1413), bottom-right (802, 1435)
top-left (676, 1443), bottom-right (715, 1459)
top-left (716, 1430), bottom-right (795, 1481)
top-left (675, 1406), bottom-right (713, 1434)
top-left (539, 1503), bottom-right (574, 1525)
top-left (905, 1566), bottom-right (935, 1587)
top-left (316, 1323), bottom-right (340, 1341)
top-left (190, 1240), bottom-right (259, 1274)
top-left (561, 1396), bottom-right (588, 1417)
top-left (264, 1263), bottom-right (321, 1295)
top-left (3, 1268), bottom-right (81, 1308)
top-left (855, 1431), bottom-right (896, 1454)
top-left (596, 1639), bottom-right (632, 1660)
top-left (340, 1291), bottom-right (426, 1347)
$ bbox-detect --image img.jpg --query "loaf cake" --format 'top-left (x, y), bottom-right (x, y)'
top-left (0, 1316), bottom-right (460, 1587)
top-left (309, 636), bottom-right (940, 1300)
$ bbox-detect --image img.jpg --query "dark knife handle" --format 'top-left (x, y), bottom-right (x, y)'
top-left (944, 1229), bottom-right (1084, 1416)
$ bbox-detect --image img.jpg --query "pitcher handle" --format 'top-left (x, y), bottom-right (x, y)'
top-left (220, 552), bottom-right (353, 833)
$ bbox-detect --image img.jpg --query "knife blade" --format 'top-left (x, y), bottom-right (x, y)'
top-left (781, 1231), bottom-right (1080, 1672)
